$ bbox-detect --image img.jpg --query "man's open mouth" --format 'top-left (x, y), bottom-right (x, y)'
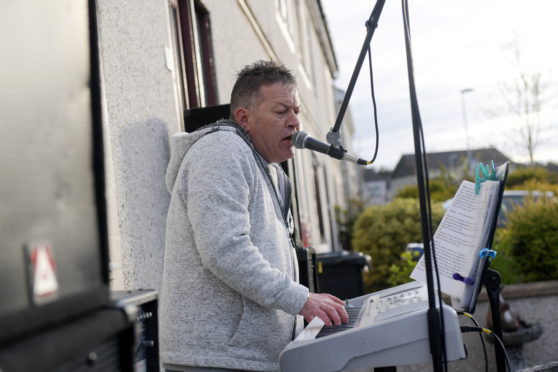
top-left (282, 134), bottom-right (293, 143)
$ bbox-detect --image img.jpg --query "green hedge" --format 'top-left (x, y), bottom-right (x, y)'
top-left (352, 198), bottom-right (444, 292)
top-left (494, 197), bottom-right (558, 282)
top-left (506, 166), bottom-right (558, 188)
top-left (396, 178), bottom-right (459, 202)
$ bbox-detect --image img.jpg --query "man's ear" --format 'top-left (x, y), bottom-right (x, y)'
top-left (233, 107), bottom-right (250, 130)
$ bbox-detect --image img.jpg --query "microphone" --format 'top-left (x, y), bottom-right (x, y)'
top-left (291, 131), bottom-right (369, 165)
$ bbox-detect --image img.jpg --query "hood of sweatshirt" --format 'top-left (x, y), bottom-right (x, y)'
top-left (165, 120), bottom-right (244, 193)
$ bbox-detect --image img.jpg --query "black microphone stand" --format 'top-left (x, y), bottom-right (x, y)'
top-left (401, 1), bottom-right (446, 370)
top-left (326, 0), bottom-right (386, 147)
top-left (329, 1), bottom-right (446, 371)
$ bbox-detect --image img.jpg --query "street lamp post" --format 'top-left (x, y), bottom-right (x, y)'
top-left (460, 88), bottom-right (474, 172)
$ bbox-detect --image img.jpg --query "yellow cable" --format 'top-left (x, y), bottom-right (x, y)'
top-left (462, 312), bottom-right (473, 319)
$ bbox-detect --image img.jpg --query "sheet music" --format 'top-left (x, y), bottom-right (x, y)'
top-left (411, 180), bottom-right (500, 303)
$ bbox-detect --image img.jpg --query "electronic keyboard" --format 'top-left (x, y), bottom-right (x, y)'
top-left (280, 281), bottom-right (466, 372)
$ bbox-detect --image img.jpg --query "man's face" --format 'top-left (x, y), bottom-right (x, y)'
top-left (236, 82), bottom-right (300, 163)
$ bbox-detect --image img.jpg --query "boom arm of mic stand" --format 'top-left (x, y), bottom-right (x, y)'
top-left (327, 0), bottom-right (386, 147)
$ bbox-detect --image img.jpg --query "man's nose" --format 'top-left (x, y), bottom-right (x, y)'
top-left (287, 111), bottom-right (300, 129)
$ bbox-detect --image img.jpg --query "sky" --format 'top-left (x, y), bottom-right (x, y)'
top-left (321, 0), bottom-right (558, 170)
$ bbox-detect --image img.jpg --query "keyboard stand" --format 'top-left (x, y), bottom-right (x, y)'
top-left (483, 268), bottom-right (505, 372)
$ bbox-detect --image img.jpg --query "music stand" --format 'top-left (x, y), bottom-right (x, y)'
top-left (464, 162), bottom-right (510, 372)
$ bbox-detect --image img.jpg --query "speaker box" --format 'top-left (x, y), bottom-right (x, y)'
top-left (0, 306), bottom-right (135, 372)
top-left (184, 104), bottom-right (230, 132)
top-left (112, 290), bottom-right (159, 372)
top-left (0, 0), bottom-right (109, 345)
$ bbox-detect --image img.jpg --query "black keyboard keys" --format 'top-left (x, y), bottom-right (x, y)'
top-left (315, 306), bottom-right (361, 338)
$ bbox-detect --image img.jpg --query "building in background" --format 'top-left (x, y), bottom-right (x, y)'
top-left (362, 147), bottom-right (511, 204)
top-left (95, 0), bottom-right (361, 291)
top-left (362, 168), bottom-right (390, 205)
top-left (389, 147), bottom-right (511, 200)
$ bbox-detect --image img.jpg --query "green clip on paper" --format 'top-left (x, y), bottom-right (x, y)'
top-left (475, 161), bottom-right (498, 194)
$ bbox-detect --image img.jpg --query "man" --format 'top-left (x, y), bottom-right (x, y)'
top-left (160, 61), bottom-right (348, 372)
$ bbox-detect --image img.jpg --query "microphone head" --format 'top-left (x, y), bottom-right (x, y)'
top-left (291, 131), bottom-right (308, 149)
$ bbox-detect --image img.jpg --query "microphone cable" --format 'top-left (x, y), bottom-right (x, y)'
top-left (401, 0), bottom-right (448, 370)
top-left (330, 19), bottom-right (381, 166)
top-left (459, 312), bottom-right (489, 372)
top-left (460, 325), bottom-right (512, 372)
top-left (366, 43), bottom-right (380, 165)
top-left (327, 0), bottom-right (386, 166)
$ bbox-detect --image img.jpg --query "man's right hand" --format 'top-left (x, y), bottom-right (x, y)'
top-left (299, 293), bottom-right (349, 326)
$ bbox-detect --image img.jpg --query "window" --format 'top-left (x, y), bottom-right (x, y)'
top-left (275, 0), bottom-right (295, 52)
top-left (169, 0), bottom-right (218, 110)
top-left (277, 0), bottom-right (289, 23)
top-left (169, 4), bottom-right (189, 119)
top-left (312, 161), bottom-right (326, 242)
top-left (295, 0), bottom-right (314, 86)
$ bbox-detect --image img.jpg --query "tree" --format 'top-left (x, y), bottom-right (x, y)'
top-left (334, 197), bottom-right (365, 251)
top-left (486, 38), bottom-right (550, 166)
top-left (396, 177), bottom-right (458, 202)
top-left (395, 165), bottom-right (462, 202)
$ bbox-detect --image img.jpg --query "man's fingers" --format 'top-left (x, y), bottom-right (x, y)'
top-left (323, 293), bottom-right (346, 305)
top-left (319, 295), bottom-right (349, 324)
top-left (338, 305), bottom-right (349, 323)
top-left (299, 293), bottom-right (349, 326)
top-left (324, 304), bottom-right (342, 325)
top-left (318, 300), bottom-right (348, 326)
top-left (304, 309), bottom-right (331, 326)
top-left (330, 301), bottom-right (349, 324)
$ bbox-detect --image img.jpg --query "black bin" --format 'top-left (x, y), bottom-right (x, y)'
top-left (296, 247), bottom-right (318, 293)
top-left (316, 251), bottom-right (367, 300)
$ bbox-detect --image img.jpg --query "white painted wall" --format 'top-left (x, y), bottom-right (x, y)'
top-left (96, 0), bottom-right (180, 291)
top-left (96, 0), bottom-right (361, 291)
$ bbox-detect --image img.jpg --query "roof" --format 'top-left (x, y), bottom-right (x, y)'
top-left (546, 162), bottom-right (558, 174)
top-left (392, 148), bottom-right (511, 179)
top-left (363, 168), bottom-right (391, 182)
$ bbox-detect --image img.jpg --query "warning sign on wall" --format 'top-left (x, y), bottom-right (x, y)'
top-left (26, 243), bottom-right (59, 305)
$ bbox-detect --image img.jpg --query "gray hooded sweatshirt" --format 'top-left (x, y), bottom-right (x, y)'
top-left (160, 121), bottom-right (309, 371)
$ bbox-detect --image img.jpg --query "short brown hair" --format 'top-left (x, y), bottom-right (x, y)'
top-left (230, 60), bottom-right (296, 118)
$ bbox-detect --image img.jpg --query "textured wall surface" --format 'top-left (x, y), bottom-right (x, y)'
top-left (96, 0), bottom-right (179, 292)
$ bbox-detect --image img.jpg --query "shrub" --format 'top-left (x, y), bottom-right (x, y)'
top-left (334, 198), bottom-right (365, 252)
top-left (352, 198), bottom-right (444, 292)
top-left (387, 251), bottom-right (417, 287)
top-left (506, 166), bottom-right (558, 188)
top-left (490, 229), bottom-right (525, 285)
top-left (509, 179), bottom-right (558, 195)
top-left (396, 178), bottom-right (459, 202)
top-left (498, 197), bottom-right (558, 282)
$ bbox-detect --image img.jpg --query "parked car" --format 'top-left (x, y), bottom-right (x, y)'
top-left (497, 190), bottom-right (555, 227)
top-left (405, 242), bottom-right (424, 261)
top-left (407, 190), bottom-right (555, 262)
top-left (443, 189), bottom-right (555, 227)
